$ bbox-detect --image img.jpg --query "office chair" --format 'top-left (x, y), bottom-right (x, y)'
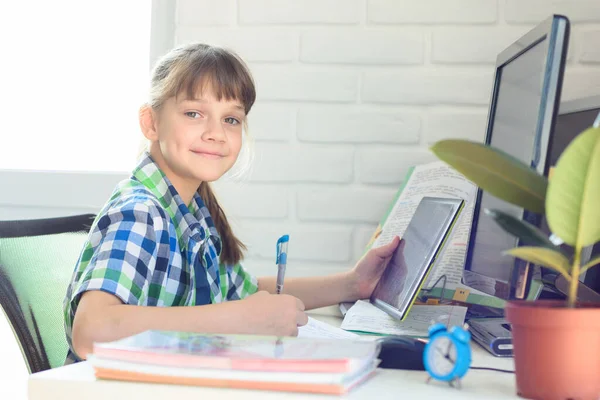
top-left (0, 214), bottom-right (95, 373)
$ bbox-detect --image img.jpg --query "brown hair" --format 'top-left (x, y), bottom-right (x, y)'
top-left (148, 43), bottom-right (256, 266)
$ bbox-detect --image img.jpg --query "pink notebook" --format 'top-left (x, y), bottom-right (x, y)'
top-left (92, 330), bottom-right (380, 374)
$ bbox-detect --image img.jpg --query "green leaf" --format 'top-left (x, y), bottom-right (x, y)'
top-left (580, 255), bottom-right (600, 275)
top-left (430, 139), bottom-right (547, 213)
top-left (546, 126), bottom-right (600, 247)
top-left (504, 246), bottom-right (572, 280)
top-left (484, 208), bottom-right (566, 255)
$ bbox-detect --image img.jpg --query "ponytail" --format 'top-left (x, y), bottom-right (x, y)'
top-left (198, 182), bottom-right (246, 266)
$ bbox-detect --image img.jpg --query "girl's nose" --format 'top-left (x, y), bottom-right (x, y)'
top-left (203, 117), bottom-right (226, 142)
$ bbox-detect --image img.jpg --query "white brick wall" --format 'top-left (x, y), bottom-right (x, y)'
top-left (581, 30), bottom-right (600, 63)
top-left (362, 70), bottom-right (494, 105)
top-left (297, 107), bottom-right (421, 144)
top-left (368, 0), bottom-right (498, 24)
top-left (300, 29), bottom-right (424, 65)
top-left (504, 0), bottom-right (600, 23)
top-left (175, 0), bottom-right (600, 279)
top-left (238, 0), bottom-right (362, 25)
top-left (248, 143), bottom-right (354, 183)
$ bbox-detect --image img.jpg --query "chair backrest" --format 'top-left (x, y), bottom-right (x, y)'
top-left (0, 214), bottom-right (95, 373)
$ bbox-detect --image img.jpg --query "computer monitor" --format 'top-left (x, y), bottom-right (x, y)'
top-left (539, 96), bottom-right (600, 300)
top-left (461, 15), bottom-right (570, 301)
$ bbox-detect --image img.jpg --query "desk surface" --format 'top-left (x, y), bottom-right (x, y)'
top-left (28, 307), bottom-right (519, 400)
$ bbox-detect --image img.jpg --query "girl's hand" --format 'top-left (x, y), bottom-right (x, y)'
top-left (240, 290), bottom-right (308, 336)
top-left (347, 236), bottom-right (401, 301)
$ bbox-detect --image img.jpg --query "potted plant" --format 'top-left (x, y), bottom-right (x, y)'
top-left (430, 121), bottom-right (600, 400)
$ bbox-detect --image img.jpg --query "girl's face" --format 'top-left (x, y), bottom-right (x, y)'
top-left (143, 85), bottom-right (245, 199)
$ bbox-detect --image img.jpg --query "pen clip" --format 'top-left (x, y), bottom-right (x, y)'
top-left (276, 234), bottom-right (289, 264)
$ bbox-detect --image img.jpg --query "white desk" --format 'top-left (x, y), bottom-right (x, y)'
top-left (28, 307), bottom-right (519, 400)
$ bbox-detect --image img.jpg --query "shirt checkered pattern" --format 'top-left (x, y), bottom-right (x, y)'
top-left (63, 152), bottom-right (258, 364)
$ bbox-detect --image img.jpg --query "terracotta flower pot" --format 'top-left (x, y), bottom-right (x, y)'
top-left (505, 300), bottom-right (600, 400)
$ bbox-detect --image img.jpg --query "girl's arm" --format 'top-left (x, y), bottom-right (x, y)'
top-left (71, 290), bottom-right (307, 360)
top-left (257, 273), bottom-right (358, 310)
top-left (257, 236), bottom-right (400, 310)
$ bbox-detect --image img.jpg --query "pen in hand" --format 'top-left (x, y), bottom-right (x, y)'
top-left (274, 234), bottom-right (288, 357)
top-left (275, 234), bottom-right (289, 294)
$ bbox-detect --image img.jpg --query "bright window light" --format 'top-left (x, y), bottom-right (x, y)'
top-left (0, 1), bottom-right (152, 173)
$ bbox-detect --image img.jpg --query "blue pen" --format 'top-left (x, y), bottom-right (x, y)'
top-left (275, 235), bottom-right (289, 294)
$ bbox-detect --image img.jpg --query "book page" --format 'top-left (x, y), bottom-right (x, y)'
top-left (298, 317), bottom-right (360, 340)
top-left (372, 161), bottom-right (476, 291)
top-left (340, 300), bottom-right (467, 337)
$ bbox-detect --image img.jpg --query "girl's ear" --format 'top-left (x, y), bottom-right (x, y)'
top-left (139, 105), bottom-right (159, 141)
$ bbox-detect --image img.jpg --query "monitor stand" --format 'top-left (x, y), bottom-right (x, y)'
top-left (542, 273), bottom-right (600, 303)
top-left (465, 303), bottom-right (504, 319)
top-left (468, 316), bottom-right (513, 357)
top-left (464, 303), bottom-right (513, 357)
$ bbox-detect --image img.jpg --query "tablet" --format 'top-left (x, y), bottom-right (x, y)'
top-left (370, 196), bottom-right (465, 321)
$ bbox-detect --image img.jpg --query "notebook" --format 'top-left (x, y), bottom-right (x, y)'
top-left (90, 330), bottom-right (381, 395)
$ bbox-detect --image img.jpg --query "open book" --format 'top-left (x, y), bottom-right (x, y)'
top-left (340, 161), bottom-right (504, 331)
top-left (341, 300), bottom-right (467, 338)
top-left (337, 161), bottom-right (502, 337)
top-left (364, 161), bottom-right (505, 308)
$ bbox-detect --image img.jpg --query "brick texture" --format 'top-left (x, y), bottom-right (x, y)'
top-left (251, 66), bottom-right (359, 102)
top-left (297, 107), bottom-right (421, 144)
top-left (301, 30), bottom-right (424, 65)
top-left (505, 0), bottom-right (600, 24)
top-left (249, 144), bottom-right (354, 183)
top-left (238, 0), bottom-right (362, 25)
top-left (362, 71), bottom-right (494, 105)
top-left (176, 0), bottom-right (235, 26)
top-left (356, 148), bottom-right (438, 184)
top-left (580, 30), bottom-right (600, 63)
top-left (368, 0), bottom-right (497, 24)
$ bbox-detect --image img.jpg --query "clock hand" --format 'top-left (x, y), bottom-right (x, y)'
top-left (445, 341), bottom-right (456, 363)
top-left (435, 347), bottom-right (456, 364)
top-left (436, 346), bottom-right (456, 364)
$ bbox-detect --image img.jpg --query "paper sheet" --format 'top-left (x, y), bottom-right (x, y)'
top-left (340, 300), bottom-right (467, 337)
top-left (372, 161), bottom-right (477, 291)
top-left (298, 317), bottom-right (360, 340)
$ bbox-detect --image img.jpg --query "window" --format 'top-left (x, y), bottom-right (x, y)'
top-left (0, 1), bottom-right (152, 173)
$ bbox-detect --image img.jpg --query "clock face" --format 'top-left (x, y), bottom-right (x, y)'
top-left (426, 336), bottom-right (457, 377)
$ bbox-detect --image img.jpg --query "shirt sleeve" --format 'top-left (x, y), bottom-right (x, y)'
top-left (222, 262), bottom-right (259, 301)
top-left (69, 200), bottom-right (163, 307)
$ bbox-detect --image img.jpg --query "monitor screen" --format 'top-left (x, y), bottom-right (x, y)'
top-left (468, 41), bottom-right (547, 284)
top-left (548, 99), bottom-right (600, 294)
top-left (463, 16), bottom-right (569, 300)
top-left (553, 100), bottom-right (600, 165)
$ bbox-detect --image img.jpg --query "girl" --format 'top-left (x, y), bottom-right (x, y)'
top-left (63, 43), bottom-right (400, 363)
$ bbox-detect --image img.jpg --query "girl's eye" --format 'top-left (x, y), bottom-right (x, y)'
top-left (185, 111), bottom-right (201, 118)
top-left (224, 117), bottom-right (241, 125)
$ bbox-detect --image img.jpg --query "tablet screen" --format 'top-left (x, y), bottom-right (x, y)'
top-left (370, 197), bottom-right (463, 320)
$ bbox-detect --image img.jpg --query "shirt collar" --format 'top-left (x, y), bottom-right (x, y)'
top-left (132, 151), bottom-right (221, 253)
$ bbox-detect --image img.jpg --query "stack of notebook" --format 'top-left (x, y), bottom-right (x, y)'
top-left (88, 330), bottom-right (381, 395)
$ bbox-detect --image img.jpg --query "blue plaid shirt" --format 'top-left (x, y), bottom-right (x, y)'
top-left (63, 152), bottom-right (258, 363)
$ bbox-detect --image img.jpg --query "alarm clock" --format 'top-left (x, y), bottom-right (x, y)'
top-left (423, 323), bottom-right (472, 388)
